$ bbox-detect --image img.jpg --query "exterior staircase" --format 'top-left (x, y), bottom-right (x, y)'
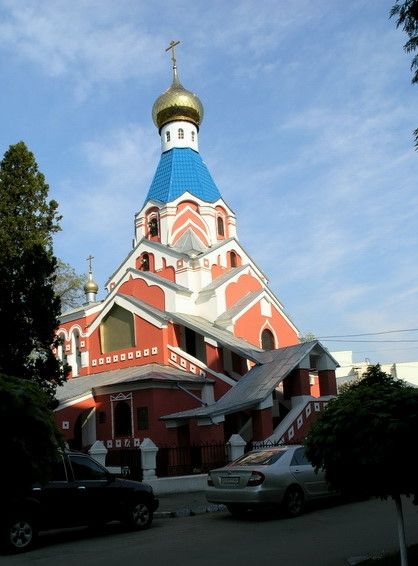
top-left (265, 396), bottom-right (334, 444)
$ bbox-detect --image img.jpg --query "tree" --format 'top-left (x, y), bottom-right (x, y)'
top-left (0, 141), bottom-right (67, 399)
top-left (0, 374), bottom-right (62, 492)
top-left (55, 259), bottom-right (86, 311)
top-left (391, 0), bottom-right (418, 149)
top-left (338, 362), bottom-right (398, 394)
top-left (299, 332), bottom-right (316, 343)
top-left (305, 365), bottom-right (418, 565)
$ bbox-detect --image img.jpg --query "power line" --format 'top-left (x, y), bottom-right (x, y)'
top-left (318, 328), bottom-right (418, 339)
top-left (321, 339), bottom-right (418, 343)
top-left (352, 346), bottom-right (418, 354)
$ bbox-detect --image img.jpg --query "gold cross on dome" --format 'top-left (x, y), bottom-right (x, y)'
top-left (86, 254), bottom-right (94, 273)
top-left (165, 40), bottom-right (180, 69)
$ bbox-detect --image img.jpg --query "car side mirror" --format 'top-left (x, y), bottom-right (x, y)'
top-left (106, 472), bottom-right (115, 483)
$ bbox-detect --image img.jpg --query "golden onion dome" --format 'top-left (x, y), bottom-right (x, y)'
top-left (84, 275), bottom-right (98, 294)
top-left (152, 69), bottom-right (204, 131)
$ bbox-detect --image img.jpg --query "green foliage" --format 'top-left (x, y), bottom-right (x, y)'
top-left (55, 259), bottom-right (86, 311)
top-left (0, 141), bottom-right (61, 252)
top-left (390, 0), bottom-right (418, 148)
top-left (305, 365), bottom-right (418, 501)
top-left (299, 332), bottom-right (316, 343)
top-left (0, 374), bottom-right (63, 491)
top-left (0, 142), bottom-right (67, 398)
top-left (339, 364), bottom-right (403, 394)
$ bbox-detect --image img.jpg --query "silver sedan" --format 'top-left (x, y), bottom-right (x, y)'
top-left (205, 445), bottom-right (332, 517)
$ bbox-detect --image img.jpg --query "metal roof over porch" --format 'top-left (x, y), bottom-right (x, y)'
top-left (160, 341), bottom-right (339, 422)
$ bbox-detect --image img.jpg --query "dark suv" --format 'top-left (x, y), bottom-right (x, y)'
top-left (1, 451), bottom-right (159, 553)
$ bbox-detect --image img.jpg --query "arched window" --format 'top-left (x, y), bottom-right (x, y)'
top-left (178, 128), bottom-right (184, 139)
top-left (57, 334), bottom-right (65, 362)
top-left (114, 401), bottom-right (132, 437)
top-left (217, 216), bottom-right (225, 237)
top-left (100, 305), bottom-right (135, 353)
top-left (261, 329), bottom-right (275, 351)
top-left (141, 253), bottom-right (150, 271)
top-left (148, 217), bottom-right (159, 237)
top-left (71, 331), bottom-right (82, 377)
top-left (166, 131), bottom-right (171, 142)
top-left (191, 131), bottom-right (195, 142)
top-left (230, 251), bottom-right (237, 268)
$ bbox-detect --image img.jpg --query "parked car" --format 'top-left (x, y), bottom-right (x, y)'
top-left (1, 451), bottom-right (159, 553)
top-left (206, 444), bottom-right (333, 517)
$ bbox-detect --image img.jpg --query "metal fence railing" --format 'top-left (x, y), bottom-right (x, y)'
top-left (105, 448), bottom-right (143, 481)
top-left (156, 442), bottom-right (228, 477)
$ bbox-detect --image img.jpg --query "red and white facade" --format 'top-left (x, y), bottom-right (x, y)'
top-left (54, 63), bottom-right (337, 452)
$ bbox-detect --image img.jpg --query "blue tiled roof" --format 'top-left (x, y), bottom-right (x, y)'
top-left (144, 148), bottom-right (222, 204)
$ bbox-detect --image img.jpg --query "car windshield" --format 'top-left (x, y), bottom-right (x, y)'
top-left (231, 449), bottom-right (287, 466)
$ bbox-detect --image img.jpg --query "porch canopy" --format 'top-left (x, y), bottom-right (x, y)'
top-left (160, 341), bottom-right (339, 425)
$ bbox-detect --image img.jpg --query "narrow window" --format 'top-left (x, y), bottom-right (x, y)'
top-left (178, 128), bottom-right (184, 139)
top-left (148, 217), bottom-right (159, 237)
top-left (261, 329), bottom-right (275, 351)
top-left (114, 401), bottom-right (132, 437)
top-left (217, 216), bottom-right (225, 237)
top-left (137, 407), bottom-right (149, 430)
top-left (166, 131), bottom-right (171, 142)
top-left (230, 251), bottom-right (237, 268)
top-left (191, 131), bottom-right (195, 142)
top-left (141, 253), bottom-right (150, 271)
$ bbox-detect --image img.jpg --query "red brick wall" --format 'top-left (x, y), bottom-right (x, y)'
top-left (225, 273), bottom-right (262, 309)
top-left (234, 303), bottom-right (298, 349)
top-left (118, 277), bottom-right (165, 310)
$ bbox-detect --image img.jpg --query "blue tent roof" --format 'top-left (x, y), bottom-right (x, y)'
top-left (144, 148), bottom-right (222, 204)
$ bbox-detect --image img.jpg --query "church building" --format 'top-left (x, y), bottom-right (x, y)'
top-left (54, 43), bottom-right (338, 454)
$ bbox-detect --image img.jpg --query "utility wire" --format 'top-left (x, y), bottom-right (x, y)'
top-left (321, 339), bottom-right (418, 343)
top-left (318, 328), bottom-right (418, 339)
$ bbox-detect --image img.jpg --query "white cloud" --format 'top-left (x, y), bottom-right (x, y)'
top-left (0, 0), bottom-right (165, 94)
top-left (55, 124), bottom-right (158, 280)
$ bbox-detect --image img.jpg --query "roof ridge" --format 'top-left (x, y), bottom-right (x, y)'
top-left (127, 267), bottom-right (192, 294)
top-left (200, 264), bottom-right (248, 294)
top-left (216, 288), bottom-right (265, 323)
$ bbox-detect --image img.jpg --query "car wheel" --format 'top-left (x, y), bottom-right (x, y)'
top-left (283, 486), bottom-right (304, 517)
top-left (125, 501), bottom-right (153, 530)
top-left (4, 516), bottom-right (37, 553)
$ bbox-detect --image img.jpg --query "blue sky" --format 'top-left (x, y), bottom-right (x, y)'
top-left (0, 0), bottom-right (417, 364)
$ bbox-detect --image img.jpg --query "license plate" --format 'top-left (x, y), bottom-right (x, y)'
top-left (220, 476), bottom-right (239, 486)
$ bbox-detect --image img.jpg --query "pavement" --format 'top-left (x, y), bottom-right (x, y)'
top-left (153, 491), bottom-right (395, 565)
top-left (155, 490), bottom-right (226, 518)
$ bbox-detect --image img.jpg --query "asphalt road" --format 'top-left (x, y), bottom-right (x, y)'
top-left (2, 497), bottom-right (418, 566)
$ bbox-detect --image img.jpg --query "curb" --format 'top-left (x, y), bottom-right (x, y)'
top-left (155, 504), bottom-right (226, 519)
top-left (345, 555), bottom-right (383, 565)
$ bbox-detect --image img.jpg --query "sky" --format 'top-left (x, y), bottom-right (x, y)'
top-left (0, 0), bottom-right (417, 365)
